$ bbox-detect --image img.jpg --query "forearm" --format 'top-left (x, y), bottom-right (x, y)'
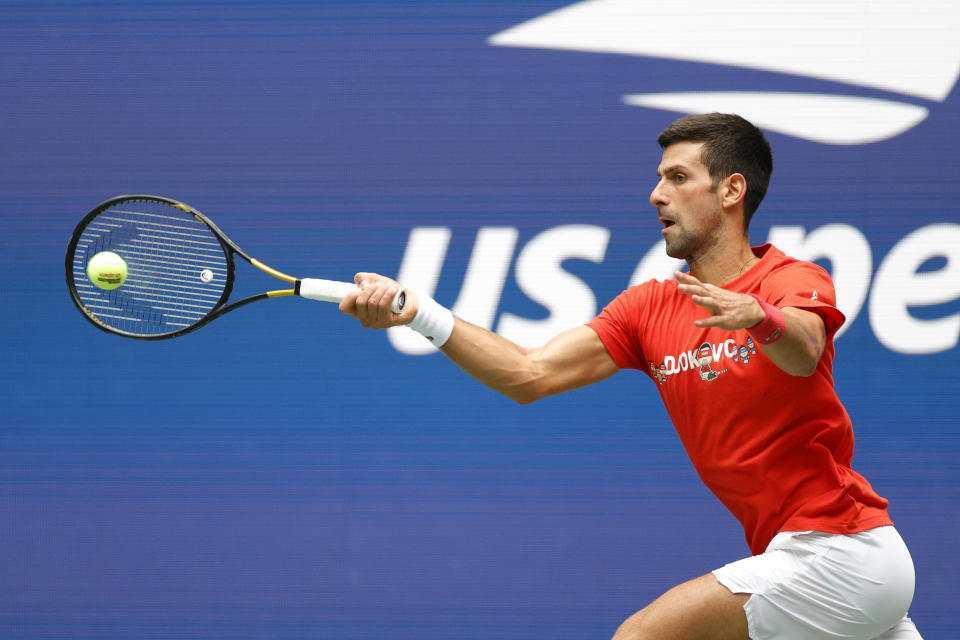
top-left (675, 272), bottom-right (826, 377)
top-left (754, 307), bottom-right (825, 376)
top-left (441, 320), bottom-right (619, 403)
top-left (440, 318), bottom-right (547, 404)
top-left (339, 277), bottom-right (564, 402)
top-left (401, 291), bottom-right (548, 402)
top-left (340, 274), bottom-right (619, 402)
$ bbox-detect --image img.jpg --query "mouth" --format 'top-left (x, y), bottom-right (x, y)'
top-left (659, 216), bottom-right (676, 232)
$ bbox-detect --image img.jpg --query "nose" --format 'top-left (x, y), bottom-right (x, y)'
top-left (650, 179), bottom-right (668, 208)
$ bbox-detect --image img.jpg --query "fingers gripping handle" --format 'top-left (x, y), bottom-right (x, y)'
top-left (297, 278), bottom-right (405, 313)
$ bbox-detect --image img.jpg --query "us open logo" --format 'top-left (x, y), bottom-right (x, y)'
top-left (387, 2), bottom-right (960, 357)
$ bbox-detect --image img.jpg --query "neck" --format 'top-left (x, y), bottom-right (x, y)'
top-left (687, 235), bottom-right (758, 285)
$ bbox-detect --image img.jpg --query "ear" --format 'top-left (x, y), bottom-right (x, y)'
top-left (720, 173), bottom-right (747, 210)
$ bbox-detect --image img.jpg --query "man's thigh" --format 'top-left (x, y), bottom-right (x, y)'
top-left (713, 528), bottom-right (917, 640)
top-left (611, 573), bottom-right (750, 640)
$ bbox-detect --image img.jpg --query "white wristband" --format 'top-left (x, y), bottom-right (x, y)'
top-left (408, 293), bottom-right (455, 347)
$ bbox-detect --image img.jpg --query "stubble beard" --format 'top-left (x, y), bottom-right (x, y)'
top-left (664, 224), bottom-right (696, 259)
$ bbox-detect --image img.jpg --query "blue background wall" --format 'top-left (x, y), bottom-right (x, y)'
top-left (2, 2), bottom-right (957, 638)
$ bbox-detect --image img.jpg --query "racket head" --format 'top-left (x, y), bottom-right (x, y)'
top-left (66, 195), bottom-right (237, 339)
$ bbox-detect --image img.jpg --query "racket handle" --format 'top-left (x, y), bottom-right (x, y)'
top-left (297, 278), bottom-right (405, 313)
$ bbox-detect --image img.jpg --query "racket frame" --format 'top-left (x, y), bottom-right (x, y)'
top-left (66, 194), bottom-right (298, 340)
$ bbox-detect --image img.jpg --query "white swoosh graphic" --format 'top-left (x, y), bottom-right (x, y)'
top-left (623, 92), bottom-right (929, 145)
top-left (489, 0), bottom-right (960, 101)
top-left (489, 0), bottom-right (959, 144)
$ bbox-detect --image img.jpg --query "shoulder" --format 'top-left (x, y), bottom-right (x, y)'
top-left (598, 277), bottom-right (683, 319)
top-left (755, 244), bottom-right (846, 334)
top-left (592, 276), bottom-right (676, 335)
top-left (755, 244), bottom-right (836, 290)
top-left (618, 276), bottom-right (679, 301)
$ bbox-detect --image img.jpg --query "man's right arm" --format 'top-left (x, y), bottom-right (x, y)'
top-left (441, 318), bottom-right (619, 404)
top-left (340, 273), bottom-right (620, 404)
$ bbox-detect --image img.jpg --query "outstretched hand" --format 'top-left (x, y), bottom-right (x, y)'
top-left (339, 272), bottom-right (418, 329)
top-left (675, 271), bottom-right (764, 331)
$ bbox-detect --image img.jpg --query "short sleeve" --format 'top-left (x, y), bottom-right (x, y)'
top-left (760, 261), bottom-right (846, 338)
top-left (587, 284), bottom-right (650, 370)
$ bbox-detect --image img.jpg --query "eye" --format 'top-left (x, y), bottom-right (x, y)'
top-left (673, 173), bottom-right (686, 183)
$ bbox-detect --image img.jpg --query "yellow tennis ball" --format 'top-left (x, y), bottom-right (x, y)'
top-left (87, 251), bottom-right (128, 290)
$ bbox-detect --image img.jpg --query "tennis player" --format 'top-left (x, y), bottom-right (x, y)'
top-left (341, 113), bottom-right (922, 640)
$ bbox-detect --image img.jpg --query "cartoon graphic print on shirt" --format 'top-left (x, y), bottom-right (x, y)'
top-left (649, 335), bottom-right (760, 384)
top-left (696, 342), bottom-right (721, 380)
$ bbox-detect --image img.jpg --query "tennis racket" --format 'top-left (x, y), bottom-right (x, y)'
top-left (65, 194), bottom-right (405, 339)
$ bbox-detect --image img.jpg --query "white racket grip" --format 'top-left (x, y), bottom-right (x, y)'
top-left (297, 278), bottom-right (405, 313)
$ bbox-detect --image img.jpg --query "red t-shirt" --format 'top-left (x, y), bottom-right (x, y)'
top-left (588, 244), bottom-right (892, 554)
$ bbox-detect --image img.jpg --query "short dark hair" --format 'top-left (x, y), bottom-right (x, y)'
top-left (657, 113), bottom-right (773, 227)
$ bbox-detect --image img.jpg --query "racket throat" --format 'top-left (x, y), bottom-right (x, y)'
top-left (250, 258), bottom-right (297, 283)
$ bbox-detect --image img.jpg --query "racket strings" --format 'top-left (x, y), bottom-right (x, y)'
top-left (71, 199), bottom-right (229, 336)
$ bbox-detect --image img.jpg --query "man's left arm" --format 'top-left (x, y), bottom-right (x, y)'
top-left (675, 272), bottom-right (825, 377)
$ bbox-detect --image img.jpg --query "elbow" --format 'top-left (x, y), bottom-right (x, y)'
top-left (510, 392), bottom-right (539, 405)
top-left (497, 349), bottom-right (574, 404)
top-left (506, 382), bottom-right (548, 405)
top-left (789, 361), bottom-right (819, 377)
top-left (504, 376), bottom-right (554, 405)
top-left (787, 346), bottom-right (824, 377)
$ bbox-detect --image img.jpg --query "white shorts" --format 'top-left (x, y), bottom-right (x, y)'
top-left (712, 526), bottom-right (922, 640)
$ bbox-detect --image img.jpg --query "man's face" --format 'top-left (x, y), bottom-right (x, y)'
top-left (649, 141), bottom-right (723, 260)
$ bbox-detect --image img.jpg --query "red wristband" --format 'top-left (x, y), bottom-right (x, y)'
top-left (747, 294), bottom-right (785, 344)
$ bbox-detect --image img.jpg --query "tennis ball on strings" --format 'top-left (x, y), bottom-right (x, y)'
top-left (86, 251), bottom-right (128, 290)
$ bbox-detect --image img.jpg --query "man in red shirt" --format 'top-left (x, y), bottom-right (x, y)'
top-left (341, 114), bottom-right (922, 640)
